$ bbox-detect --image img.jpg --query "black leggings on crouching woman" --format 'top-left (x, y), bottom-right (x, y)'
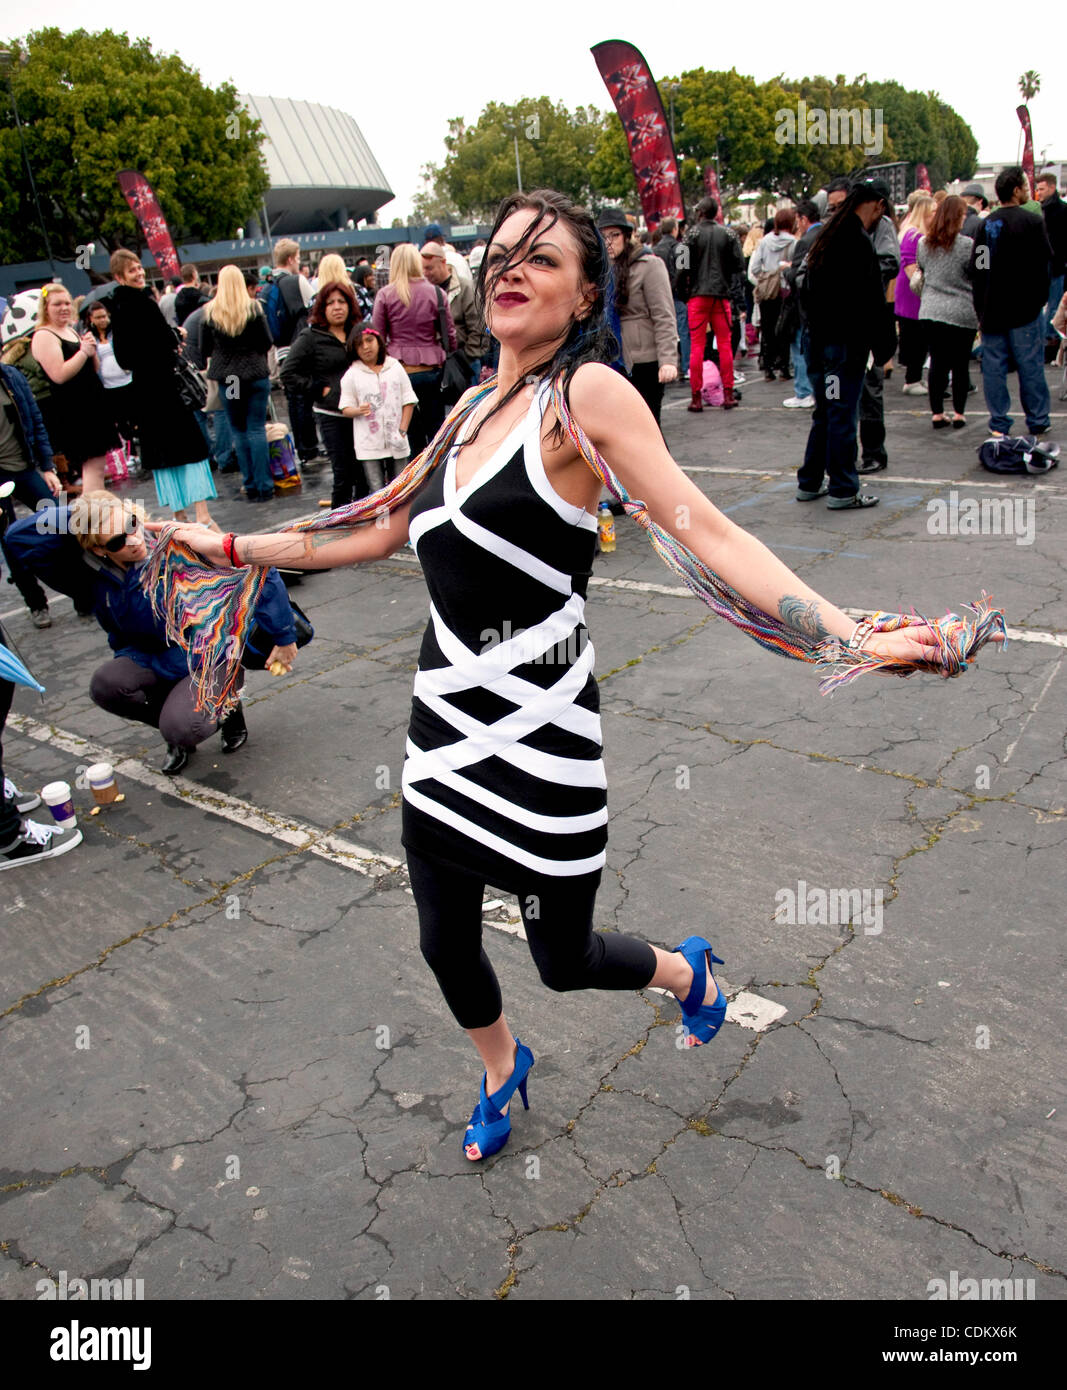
top-left (406, 848), bottom-right (658, 1030)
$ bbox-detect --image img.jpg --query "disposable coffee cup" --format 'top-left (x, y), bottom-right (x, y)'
top-left (86, 762), bottom-right (118, 805)
top-left (41, 780), bottom-right (77, 829)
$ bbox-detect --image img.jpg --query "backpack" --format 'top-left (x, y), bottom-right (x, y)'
top-left (976, 436), bottom-right (1060, 473)
top-left (258, 274), bottom-right (298, 347)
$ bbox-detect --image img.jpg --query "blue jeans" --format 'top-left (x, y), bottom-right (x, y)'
top-left (222, 377), bottom-right (272, 495)
top-left (979, 312), bottom-right (1051, 434)
top-left (798, 344), bottom-right (866, 498)
top-left (674, 298), bottom-right (690, 375)
top-left (209, 406), bottom-right (234, 465)
top-left (1047, 274), bottom-right (1065, 339)
top-left (791, 326), bottom-right (812, 397)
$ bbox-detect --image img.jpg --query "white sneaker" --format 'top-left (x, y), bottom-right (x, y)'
top-left (0, 818), bottom-right (82, 870)
top-left (902, 382), bottom-right (926, 395)
top-left (733, 372), bottom-right (746, 385)
top-left (783, 395), bottom-right (815, 408)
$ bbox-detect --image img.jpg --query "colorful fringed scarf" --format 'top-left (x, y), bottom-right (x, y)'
top-left (143, 372), bottom-right (1005, 718)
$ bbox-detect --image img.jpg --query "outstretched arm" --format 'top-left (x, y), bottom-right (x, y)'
top-left (146, 500), bottom-right (415, 572)
top-left (568, 364), bottom-right (942, 666)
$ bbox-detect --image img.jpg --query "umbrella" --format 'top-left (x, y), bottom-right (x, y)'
top-left (78, 282), bottom-right (118, 312)
top-left (0, 641), bottom-right (45, 693)
top-left (0, 288), bottom-right (42, 346)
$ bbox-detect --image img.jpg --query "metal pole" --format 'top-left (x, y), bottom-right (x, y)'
top-left (0, 52), bottom-right (57, 277)
top-left (514, 134), bottom-right (523, 194)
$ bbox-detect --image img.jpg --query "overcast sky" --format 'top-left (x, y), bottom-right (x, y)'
top-left (5, 0), bottom-right (1064, 223)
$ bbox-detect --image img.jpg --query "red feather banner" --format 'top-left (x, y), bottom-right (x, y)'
top-left (591, 40), bottom-right (685, 231)
top-left (116, 170), bottom-right (181, 281)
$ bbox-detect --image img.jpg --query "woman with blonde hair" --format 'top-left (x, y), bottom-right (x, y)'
top-left (311, 254), bottom-right (350, 297)
top-left (30, 283), bottom-right (121, 492)
top-left (202, 265), bottom-right (274, 502)
top-left (372, 243), bottom-right (455, 457)
top-left (894, 194), bottom-right (937, 394)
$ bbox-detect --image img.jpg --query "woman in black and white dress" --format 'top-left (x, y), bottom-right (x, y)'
top-left (155, 190), bottom-right (948, 1163)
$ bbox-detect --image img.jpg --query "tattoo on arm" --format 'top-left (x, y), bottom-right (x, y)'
top-left (778, 594), bottom-right (831, 641)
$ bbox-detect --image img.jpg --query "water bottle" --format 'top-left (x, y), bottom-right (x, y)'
top-left (597, 502), bottom-right (616, 553)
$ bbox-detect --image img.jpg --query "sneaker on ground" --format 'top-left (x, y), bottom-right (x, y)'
top-left (902, 382), bottom-right (927, 395)
top-left (31, 608), bottom-right (52, 628)
top-left (3, 777), bottom-right (42, 814)
top-left (0, 818), bottom-right (82, 870)
top-left (783, 395), bottom-right (815, 408)
top-left (733, 372), bottom-right (746, 385)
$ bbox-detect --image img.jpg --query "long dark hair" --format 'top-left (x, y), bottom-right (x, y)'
top-left (610, 236), bottom-right (640, 311)
top-left (470, 188), bottom-right (618, 447)
top-left (805, 186), bottom-right (883, 273)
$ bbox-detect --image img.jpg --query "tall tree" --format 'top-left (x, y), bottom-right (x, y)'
top-left (0, 28), bottom-right (270, 263)
top-left (418, 98), bottom-right (609, 221)
top-left (863, 80), bottom-right (977, 188)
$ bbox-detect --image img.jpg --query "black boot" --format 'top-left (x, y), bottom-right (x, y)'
top-left (220, 703), bottom-right (248, 754)
top-left (162, 744), bottom-right (189, 776)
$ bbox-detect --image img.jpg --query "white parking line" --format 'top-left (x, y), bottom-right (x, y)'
top-left (7, 711), bottom-right (782, 1028)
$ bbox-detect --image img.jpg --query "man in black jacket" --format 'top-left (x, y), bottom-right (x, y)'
top-left (1034, 172), bottom-right (1067, 342)
top-left (683, 197), bottom-right (744, 410)
top-left (652, 216), bottom-right (689, 377)
top-left (969, 166), bottom-right (1053, 436)
top-left (797, 183), bottom-right (897, 508)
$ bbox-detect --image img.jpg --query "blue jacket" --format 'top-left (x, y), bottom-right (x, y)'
top-left (0, 364), bottom-right (55, 472)
top-left (4, 509), bottom-right (299, 682)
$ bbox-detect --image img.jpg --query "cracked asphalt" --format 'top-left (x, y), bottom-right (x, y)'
top-left (1, 368), bottom-right (1064, 1302)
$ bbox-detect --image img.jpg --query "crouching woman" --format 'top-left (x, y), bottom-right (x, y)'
top-left (7, 491), bottom-right (301, 775)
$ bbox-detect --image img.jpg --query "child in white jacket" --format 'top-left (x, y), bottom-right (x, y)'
top-left (339, 328), bottom-right (417, 489)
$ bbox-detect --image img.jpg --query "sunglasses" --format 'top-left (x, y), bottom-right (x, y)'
top-left (102, 520), bottom-right (141, 552)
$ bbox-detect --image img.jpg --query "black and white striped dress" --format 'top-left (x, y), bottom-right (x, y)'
top-left (401, 382), bottom-right (608, 891)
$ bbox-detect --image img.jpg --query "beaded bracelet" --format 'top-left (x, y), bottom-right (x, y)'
top-left (848, 618), bottom-right (875, 652)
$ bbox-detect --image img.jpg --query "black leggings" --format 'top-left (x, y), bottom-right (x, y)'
top-left (926, 321), bottom-right (976, 416)
top-left (407, 849), bottom-right (658, 1030)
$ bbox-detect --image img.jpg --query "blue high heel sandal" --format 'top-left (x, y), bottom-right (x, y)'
top-left (463, 1038), bottom-right (534, 1161)
top-left (673, 936), bottom-right (727, 1045)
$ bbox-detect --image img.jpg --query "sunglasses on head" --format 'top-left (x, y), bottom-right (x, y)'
top-left (102, 519), bottom-right (141, 552)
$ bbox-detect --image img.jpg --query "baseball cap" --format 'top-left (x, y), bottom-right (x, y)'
top-left (962, 183), bottom-right (986, 199)
top-left (854, 176), bottom-right (892, 206)
top-left (421, 223), bottom-right (444, 245)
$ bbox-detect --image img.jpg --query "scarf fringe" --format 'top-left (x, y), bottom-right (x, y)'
top-left (143, 371), bottom-right (1005, 719)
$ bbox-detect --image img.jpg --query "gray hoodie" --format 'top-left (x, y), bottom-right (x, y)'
top-left (748, 231), bottom-right (796, 284)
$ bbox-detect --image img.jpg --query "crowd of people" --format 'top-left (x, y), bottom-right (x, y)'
top-left (0, 166), bottom-right (1062, 873)
top-left (638, 165), bottom-right (1065, 507)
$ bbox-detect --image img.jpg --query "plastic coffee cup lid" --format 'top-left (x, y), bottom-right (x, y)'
top-left (86, 762), bottom-right (114, 782)
top-left (41, 781), bottom-right (72, 801)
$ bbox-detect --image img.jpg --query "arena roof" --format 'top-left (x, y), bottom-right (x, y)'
top-left (241, 94), bottom-right (393, 233)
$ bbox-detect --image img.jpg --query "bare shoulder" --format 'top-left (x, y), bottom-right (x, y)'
top-left (568, 362), bottom-right (643, 434)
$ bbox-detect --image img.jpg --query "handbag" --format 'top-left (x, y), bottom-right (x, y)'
top-left (433, 285), bottom-right (469, 404)
top-left (242, 598), bottom-right (314, 670)
top-left (203, 370), bottom-right (221, 412)
top-left (174, 353), bottom-right (208, 412)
